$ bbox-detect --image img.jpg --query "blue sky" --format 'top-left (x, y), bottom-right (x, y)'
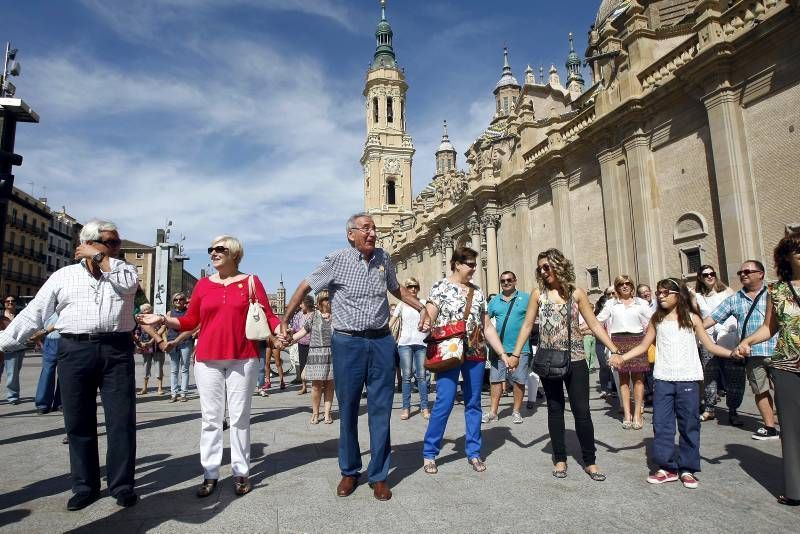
top-left (5, 0), bottom-right (597, 294)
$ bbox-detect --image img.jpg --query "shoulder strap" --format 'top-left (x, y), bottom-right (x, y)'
top-left (463, 285), bottom-right (475, 321)
top-left (567, 294), bottom-right (573, 350)
top-left (740, 287), bottom-right (766, 341)
top-left (497, 296), bottom-right (517, 342)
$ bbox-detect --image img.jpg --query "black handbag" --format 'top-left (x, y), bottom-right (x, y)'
top-left (532, 294), bottom-right (573, 379)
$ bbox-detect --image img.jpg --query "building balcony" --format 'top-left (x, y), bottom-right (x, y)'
top-left (7, 216), bottom-right (49, 239)
top-left (1, 269), bottom-right (46, 286)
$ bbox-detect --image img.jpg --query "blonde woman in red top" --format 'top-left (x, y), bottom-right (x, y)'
top-left (138, 235), bottom-right (280, 498)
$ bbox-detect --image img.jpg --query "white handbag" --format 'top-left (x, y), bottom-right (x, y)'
top-left (245, 275), bottom-right (272, 341)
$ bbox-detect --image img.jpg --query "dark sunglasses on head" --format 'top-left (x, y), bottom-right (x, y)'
top-left (537, 264), bottom-right (551, 273)
top-left (94, 238), bottom-right (121, 248)
top-left (701, 271), bottom-right (716, 278)
top-left (208, 246), bottom-right (229, 255)
top-left (737, 269), bottom-right (762, 277)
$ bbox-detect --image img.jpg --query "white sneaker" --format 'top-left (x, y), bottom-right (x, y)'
top-left (511, 411), bottom-right (523, 424)
top-left (481, 412), bottom-right (498, 424)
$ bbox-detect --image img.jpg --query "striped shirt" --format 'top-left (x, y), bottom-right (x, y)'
top-left (0, 258), bottom-right (139, 351)
top-left (710, 285), bottom-right (777, 358)
top-left (306, 247), bottom-right (399, 331)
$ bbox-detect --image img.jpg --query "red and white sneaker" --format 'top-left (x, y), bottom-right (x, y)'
top-left (680, 472), bottom-right (699, 489)
top-left (647, 469), bottom-right (678, 484)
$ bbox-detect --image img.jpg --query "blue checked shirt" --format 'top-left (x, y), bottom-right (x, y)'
top-left (710, 285), bottom-right (777, 358)
top-left (306, 247), bottom-right (399, 332)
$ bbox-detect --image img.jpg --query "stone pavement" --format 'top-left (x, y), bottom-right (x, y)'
top-left (0, 353), bottom-right (797, 533)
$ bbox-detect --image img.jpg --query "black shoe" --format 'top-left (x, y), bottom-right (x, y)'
top-left (61, 436), bottom-right (69, 445)
top-left (36, 408), bottom-right (50, 415)
top-left (536, 390), bottom-right (544, 399)
top-left (115, 489), bottom-right (139, 507)
top-left (67, 491), bottom-right (100, 511)
top-left (197, 479), bottom-right (218, 498)
top-left (526, 401), bottom-right (535, 410)
top-left (729, 411), bottom-right (744, 427)
top-left (9, 399), bottom-right (20, 405)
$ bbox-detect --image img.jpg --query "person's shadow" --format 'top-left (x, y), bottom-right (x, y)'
top-left (704, 443), bottom-right (784, 496)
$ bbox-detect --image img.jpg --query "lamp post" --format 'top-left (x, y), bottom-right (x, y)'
top-left (1, 41), bottom-right (39, 273)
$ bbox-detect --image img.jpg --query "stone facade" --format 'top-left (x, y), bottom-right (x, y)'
top-left (370, 0), bottom-right (800, 298)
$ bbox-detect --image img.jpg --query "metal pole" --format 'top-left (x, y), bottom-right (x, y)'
top-left (1, 42), bottom-right (9, 98)
top-left (0, 109), bottom-right (19, 277)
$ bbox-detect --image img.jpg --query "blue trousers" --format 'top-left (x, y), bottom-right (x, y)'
top-left (35, 337), bottom-right (61, 410)
top-left (398, 344), bottom-right (428, 410)
top-left (652, 379), bottom-right (701, 473)
top-left (423, 359), bottom-right (484, 461)
top-left (331, 331), bottom-right (395, 483)
top-left (168, 344), bottom-right (192, 395)
top-left (4, 349), bottom-right (25, 402)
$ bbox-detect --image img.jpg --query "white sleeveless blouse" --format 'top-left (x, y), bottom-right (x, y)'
top-left (653, 319), bottom-right (703, 382)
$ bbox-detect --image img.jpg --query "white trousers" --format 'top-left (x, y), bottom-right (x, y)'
top-left (527, 347), bottom-right (540, 404)
top-left (194, 357), bottom-right (257, 479)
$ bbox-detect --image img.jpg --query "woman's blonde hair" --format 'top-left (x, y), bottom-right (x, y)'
top-left (403, 277), bottom-right (420, 288)
top-left (139, 303), bottom-right (153, 313)
top-left (536, 248), bottom-right (576, 298)
top-left (316, 290), bottom-right (331, 314)
top-left (211, 235), bottom-right (244, 265)
top-left (613, 275), bottom-right (635, 291)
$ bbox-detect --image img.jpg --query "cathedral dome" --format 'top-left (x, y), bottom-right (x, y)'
top-left (595, 0), bottom-right (629, 27)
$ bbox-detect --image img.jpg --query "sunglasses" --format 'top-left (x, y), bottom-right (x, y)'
top-left (208, 246), bottom-right (230, 255)
top-left (461, 262), bottom-right (477, 269)
top-left (537, 264), bottom-right (552, 273)
top-left (656, 289), bottom-right (679, 297)
top-left (736, 269), bottom-right (762, 277)
top-left (94, 238), bottom-right (121, 248)
top-left (701, 271), bottom-right (716, 278)
top-left (500, 278), bottom-right (515, 283)
top-left (173, 298), bottom-right (186, 302)
top-left (617, 282), bottom-right (633, 288)
top-left (4, 300), bottom-right (15, 304)
top-left (406, 285), bottom-right (419, 289)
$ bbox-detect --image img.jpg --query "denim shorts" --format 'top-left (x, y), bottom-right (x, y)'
top-left (489, 352), bottom-right (531, 385)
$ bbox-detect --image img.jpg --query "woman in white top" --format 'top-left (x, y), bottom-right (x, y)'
top-left (390, 277), bottom-right (429, 420)
top-left (596, 275), bottom-right (652, 429)
top-left (610, 278), bottom-right (736, 489)
top-left (693, 264), bottom-right (744, 425)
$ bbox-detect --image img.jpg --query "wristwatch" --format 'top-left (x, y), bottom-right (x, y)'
top-left (92, 252), bottom-right (104, 263)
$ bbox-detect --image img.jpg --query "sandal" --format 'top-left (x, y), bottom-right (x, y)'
top-left (585, 467), bottom-right (607, 482)
top-left (421, 409), bottom-right (430, 420)
top-left (621, 420), bottom-right (633, 430)
top-left (324, 415), bottom-right (334, 424)
top-left (399, 409), bottom-right (410, 420)
top-left (233, 476), bottom-right (251, 496)
top-left (196, 479), bottom-right (218, 498)
top-left (632, 419), bottom-right (644, 430)
top-left (468, 458), bottom-right (487, 472)
top-left (423, 461), bottom-right (438, 475)
top-left (310, 413), bottom-right (320, 425)
top-left (699, 411), bottom-right (716, 422)
top-left (552, 463), bottom-right (568, 478)
top-left (778, 495), bottom-right (800, 506)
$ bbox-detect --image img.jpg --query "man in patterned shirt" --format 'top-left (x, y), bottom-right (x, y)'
top-left (281, 212), bottom-right (428, 501)
top-left (0, 219), bottom-right (140, 511)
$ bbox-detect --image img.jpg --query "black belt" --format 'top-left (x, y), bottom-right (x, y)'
top-left (61, 332), bottom-right (132, 342)
top-left (335, 328), bottom-right (391, 339)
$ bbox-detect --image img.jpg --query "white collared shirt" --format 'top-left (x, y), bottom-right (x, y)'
top-left (596, 297), bottom-right (652, 334)
top-left (0, 258), bottom-right (139, 351)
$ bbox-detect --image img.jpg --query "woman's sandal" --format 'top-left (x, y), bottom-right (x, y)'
top-left (631, 419), bottom-right (644, 430)
top-left (324, 414), bottom-right (334, 424)
top-left (233, 476), bottom-right (251, 496)
top-left (699, 411), bottom-right (716, 422)
top-left (196, 479), bottom-right (218, 498)
top-left (585, 467), bottom-right (607, 482)
top-left (423, 461), bottom-right (438, 474)
top-left (621, 420), bottom-right (633, 430)
top-left (552, 463), bottom-right (568, 478)
top-left (468, 458), bottom-right (487, 472)
top-left (399, 410), bottom-right (410, 420)
top-left (422, 409), bottom-right (430, 420)
top-left (310, 413), bottom-right (320, 425)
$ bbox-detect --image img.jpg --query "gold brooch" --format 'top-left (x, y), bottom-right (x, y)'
top-left (379, 265), bottom-right (385, 272)
top-left (237, 283), bottom-right (243, 288)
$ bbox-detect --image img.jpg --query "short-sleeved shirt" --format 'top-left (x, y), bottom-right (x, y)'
top-left (710, 285), bottom-right (777, 358)
top-left (306, 247), bottom-right (399, 331)
top-left (767, 282), bottom-right (800, 373)
top-left (427, 279), bottom-right (487, 361)
top-left (487, 290), bottom-right (530, 353)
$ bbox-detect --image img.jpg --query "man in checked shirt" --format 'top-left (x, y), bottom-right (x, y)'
top-left (0, 219), bottom-right (140, 511)
top-left (281, 212), bottom-right (429, 501)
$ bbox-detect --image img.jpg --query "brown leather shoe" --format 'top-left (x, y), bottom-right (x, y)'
top-left (370, 480), bottom-right (392, 501)
top-left (336, 475), bottom-right (358, 497)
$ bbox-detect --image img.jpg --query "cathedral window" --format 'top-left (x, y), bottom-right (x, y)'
top-left (387, 179), bottom-right (397, 205)
top-left (503, 97), bottom-right (509, 114)
top-left (387, 97), bottom-right (394, 123)
top-left (400, 99), bottom-right (405, 126)
top-left (373, 97), bottom-right (379, 123)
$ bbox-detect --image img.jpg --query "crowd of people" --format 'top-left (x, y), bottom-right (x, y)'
top-left (0, 214), bottom-right (798, 511)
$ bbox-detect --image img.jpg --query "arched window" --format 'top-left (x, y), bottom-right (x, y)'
top-left (503, 96), bottom-right (509, 114)
top-left (400, 99), bottom-right (405, 126)
top-left (386, 180), bottom-right (396, 205)
top-left (373, 97), bottom-right (379, 123)
top-left (387, 97), bottom-right (394, 123)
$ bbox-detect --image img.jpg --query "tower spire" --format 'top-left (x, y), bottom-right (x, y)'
top-left (565, 31), bottom-right (585, 92)
top-left (372, 0), bottom-right (396, 69)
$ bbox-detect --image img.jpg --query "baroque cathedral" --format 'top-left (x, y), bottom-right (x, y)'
top-left (363, 0), bottom-right (800, 297)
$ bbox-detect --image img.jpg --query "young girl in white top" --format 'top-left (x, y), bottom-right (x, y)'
top-left (609, 278), bottom-right (736, 489)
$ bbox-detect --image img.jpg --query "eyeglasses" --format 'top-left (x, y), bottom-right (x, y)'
top-left (656, 289), bottom-right (679, 297)
top-left (94, 238), bottom-right (121, 248)
top-left (350, 226), bottom-right (378, 235)
top-left (701, 271), bottom-right (716, 278)
top-left (208, 246), bottom-right (229, 255)
top-left (406, 285), bottom-right (419, 290)
top-left (617, 282), bottom-right (633, 288)
top-left (461, 261), bottom-right (477, 269)
top-left (173, 298), bottom-right (186, 302)
top-left (4, 299), bottom-right (15, 304)
top-left (537, 264), bottom-right (552, 273)
top-left (736, 269), bottom-right (763, 277)
top-left (500, 278), bottom-right (515, 284)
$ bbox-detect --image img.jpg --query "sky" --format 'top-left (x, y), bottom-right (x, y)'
top-left (4, 0), bottom-right (598, 294)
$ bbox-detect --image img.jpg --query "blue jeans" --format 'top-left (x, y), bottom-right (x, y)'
top-left (168, 344), bottom-right (192, 395)
top-left (423, 359), bottom-right (484, 461)
top-left (35, 337), bottom-right (61, 410)
top-left (256, 344), bottom-right (267, 389)
top-left (332, 331), bottom-right (395, 483)
top-left (398, 344), bottom-right (428, 410)
top-left (652, 379), bottom-right (701, 473)
top-left (4, 349), bottom-right (25, 402)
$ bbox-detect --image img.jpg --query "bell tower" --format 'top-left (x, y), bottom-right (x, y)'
top-left (361, 0), bottom-right (414, 239)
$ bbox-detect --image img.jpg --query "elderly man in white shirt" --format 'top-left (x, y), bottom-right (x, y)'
top-left (0, 219), bottom-right (140, 511)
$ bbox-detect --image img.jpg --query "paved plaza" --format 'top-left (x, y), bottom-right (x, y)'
top-left (0, 352), bottom-right (797, 533)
